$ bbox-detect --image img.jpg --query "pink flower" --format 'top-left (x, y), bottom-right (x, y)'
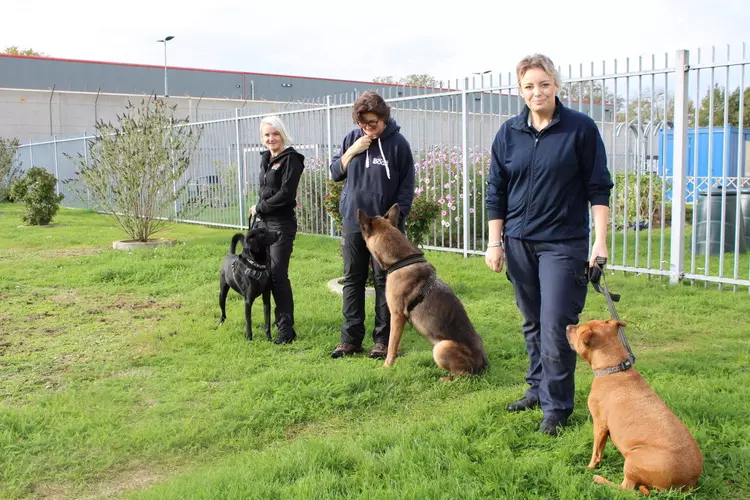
top-left (441, 210), bottom-right (447, 217)
top-left (438, 198), bottom-right (445, 204)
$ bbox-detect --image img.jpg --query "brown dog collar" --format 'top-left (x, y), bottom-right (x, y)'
top-left (593, 358), bottom-right (633, 376)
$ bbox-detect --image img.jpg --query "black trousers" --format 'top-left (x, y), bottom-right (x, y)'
top-left (339, 231), bottom-right (389, 347)
top-left (504, 236), bottom-right (589, 421)
top-left (255, 216), bottom-right (297, 336)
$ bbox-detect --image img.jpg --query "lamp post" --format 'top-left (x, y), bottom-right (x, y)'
top-left (472, 69), bottom-right (491, 89)
top-left (156, 35), bottom-right (175, 97)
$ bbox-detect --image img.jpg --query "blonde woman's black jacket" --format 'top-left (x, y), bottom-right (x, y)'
top-left (256, 147), bottom-right (305, 219)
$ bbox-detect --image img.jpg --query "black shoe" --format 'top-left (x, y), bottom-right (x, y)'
top-left (274, 330), bottom-right (296, 344)
top-left (331, 343), bottom-right (364, 358)
top-left (538, 417), bottom-right (568, 436)
top-left (506, 396), bottom-right (540, 412)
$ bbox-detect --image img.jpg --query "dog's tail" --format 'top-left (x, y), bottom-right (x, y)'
top-left (230, 233), bottom-right (244, 254)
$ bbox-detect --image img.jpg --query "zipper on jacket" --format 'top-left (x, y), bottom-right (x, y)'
top-left (521, 132), bottom-right (541, 237)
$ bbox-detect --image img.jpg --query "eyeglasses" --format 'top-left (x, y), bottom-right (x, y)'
top-left (357, 118), bottom-right (381, 128)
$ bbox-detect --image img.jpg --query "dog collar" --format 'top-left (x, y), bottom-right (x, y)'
top-left (387, 253), bottom-right (426, 275)
top-left (593, 358), bottom-right (633, 376)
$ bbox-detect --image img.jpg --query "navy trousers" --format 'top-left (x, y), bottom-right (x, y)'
top-left (504, 236), bottom-right (589, 421)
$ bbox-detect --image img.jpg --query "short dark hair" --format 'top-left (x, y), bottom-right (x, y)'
top-left (352, 91), bottom-right (390, 124)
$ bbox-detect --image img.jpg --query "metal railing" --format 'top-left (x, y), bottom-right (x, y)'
top-left (14, 45), bottom-right (750, 290)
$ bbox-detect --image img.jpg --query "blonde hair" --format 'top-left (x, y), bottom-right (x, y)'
top-left (516, 54), bottom-right (561, 88)
top-left (259, 115), bottom-right (292, 147)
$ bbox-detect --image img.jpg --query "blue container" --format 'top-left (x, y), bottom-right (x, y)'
top-left (657, 126), bottom-right (750, 202)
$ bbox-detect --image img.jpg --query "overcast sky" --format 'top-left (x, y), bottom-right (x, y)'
top-left (3, 0), bottom-right (748, 84)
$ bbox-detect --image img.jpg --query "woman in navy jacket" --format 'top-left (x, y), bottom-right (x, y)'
top-left (250, 115), bottom-right (305, 344)
top-left (329, 91), bottom-right (415, 359)
top-left (485, 54), bottom-right (613, 436)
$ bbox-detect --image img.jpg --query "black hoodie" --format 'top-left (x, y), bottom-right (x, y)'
top-left (330, 118), bottom-right (415, 233)
top-left (256, 146), bottom-right (305, 219)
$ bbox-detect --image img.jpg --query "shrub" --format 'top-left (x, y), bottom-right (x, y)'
top-left (323, 178), bottom-right (441, 248)
top-left (0, 137), bottom-right (22, 202)
top-left (613, 173), bottom-right (670, 229)
top-left (65, 96), bottom-right (201, 242)
top-left (9, 167), bottom-right (64, 225)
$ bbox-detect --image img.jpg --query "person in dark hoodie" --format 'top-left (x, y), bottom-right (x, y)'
top-left (250, 115), bottom-right (305, 344)
top-left (329, 91), bottom-right (415, 359)
top-left (485, 54), bottom-right (613, 436)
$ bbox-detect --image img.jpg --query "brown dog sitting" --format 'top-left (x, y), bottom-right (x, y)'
top-left (566, 319), bottom-right (703, 495)
top-left (357, 204), bottom-right (489, 381)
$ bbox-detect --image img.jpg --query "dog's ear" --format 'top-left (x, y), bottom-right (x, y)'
top-left (357, 209), bottom-right (370, 229)
top-left (579, 328), bottom-right (594, 347)
top-left (384, 204), bottom-right (400, 227)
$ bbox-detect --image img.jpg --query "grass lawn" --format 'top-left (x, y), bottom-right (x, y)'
top-left (0, 203), bottom-right (748, 499)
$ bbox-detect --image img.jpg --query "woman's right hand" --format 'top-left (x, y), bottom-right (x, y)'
top-left (348, 136), bottom-right (372, 155)
top-left (485, 246), bottom-right (505, 273)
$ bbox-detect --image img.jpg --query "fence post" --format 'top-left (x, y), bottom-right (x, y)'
top-left (235, 108), bottom-right (245, 227)
top-left (326, 95), bottom-right (334, 237)
top-left (83, 132), bottom-right (91, 207)
top-left (669, 49), bottom-right (690, 284)
top-left (52, 135), bottom-right (60, 196)
top-left (462, 90), bottom-right (469, 258)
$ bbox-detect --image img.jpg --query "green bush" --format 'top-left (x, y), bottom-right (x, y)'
top-left (613, 173), bottom-right (670, 228)
top-left (323, 179), bottom-right (441, 248)
top-left (0, 137), bottom-right (22, 202)
top-left (9, 167), bottom-right (65, 225)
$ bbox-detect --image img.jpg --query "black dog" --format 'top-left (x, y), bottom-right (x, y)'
top-left (218, 224), bottom-right (280, 340)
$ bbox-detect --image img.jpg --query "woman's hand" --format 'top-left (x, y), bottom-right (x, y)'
top-left (589, 239), bottom-right (608, 268)
top-left (250, 205), bottom-right (257, 216)
top-left (485, 246), bottom-right (505, 273)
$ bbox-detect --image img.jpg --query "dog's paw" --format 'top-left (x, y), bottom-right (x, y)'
top-left (383, 358), bottom-right (395, 368)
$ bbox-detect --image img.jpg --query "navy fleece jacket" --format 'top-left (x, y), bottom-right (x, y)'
top-left (486, 98), bottom-right (613, 241)
top-left (330, 118), bottom-right (415, 233)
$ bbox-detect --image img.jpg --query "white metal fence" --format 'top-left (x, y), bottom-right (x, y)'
top-left (13, 46), bottom-right (750, 290)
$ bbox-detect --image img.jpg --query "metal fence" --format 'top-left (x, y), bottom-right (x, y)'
top-left (13, 45), bottom-right (750, 290)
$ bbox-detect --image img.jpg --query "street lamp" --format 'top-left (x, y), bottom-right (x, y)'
top-left (472, 69), bottom-right (492, 89)
top-left (156, 35), bottom-right (175, 97)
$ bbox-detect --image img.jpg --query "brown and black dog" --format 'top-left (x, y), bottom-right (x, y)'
top-left (357, 203), bottom-right (489, 380)
top-left (567, 319), bottom-right (703, 495)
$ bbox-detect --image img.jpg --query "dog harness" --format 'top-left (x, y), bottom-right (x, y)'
top-left (587, 257), bottom-right (636, 376)
top-left (234, 255), bottom-right (270, 287)
top-left (386, 253), bottom-right (438, 312)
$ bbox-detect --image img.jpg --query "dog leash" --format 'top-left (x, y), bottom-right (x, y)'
top-left (588, 256), bottom-right (636, 367)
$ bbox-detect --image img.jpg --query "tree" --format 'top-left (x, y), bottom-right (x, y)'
top-left (373, 74), bottom-right (437, 87)
top-left (616, 91), bottom-right (696, 127)
top-left (0, 137), bottom-right (22, 202)
top-left (697, 84), bottom-right (750, 127)
top-left (65, 97), bottom-right (202, 242)
top-left (559, 81), bottom-right (623, 111)
top-left (3, 46), bottom-right (47, 57)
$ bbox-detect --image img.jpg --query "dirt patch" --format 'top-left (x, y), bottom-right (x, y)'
top-left (106, 296), bottom-right (182, 311)
top-left (37, 466), bottom-right (176, 499)
top-left (49, 291), bottom-right (78, 304)
top-left (26, 311), bottom-right (55, 322)
top-left (42, 247), bottom-right (102, 259)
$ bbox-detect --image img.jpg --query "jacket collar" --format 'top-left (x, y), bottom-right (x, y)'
top-left (511, 96), bottom-right (563, 131)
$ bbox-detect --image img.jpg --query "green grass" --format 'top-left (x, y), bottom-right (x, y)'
top-left (0, 203), bottom-right (748, 499)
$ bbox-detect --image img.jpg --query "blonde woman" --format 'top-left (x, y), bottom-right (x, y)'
top-left (250, 115), bottom-right (305, 344)
top-left (485, 54), bottom-right (613, 435)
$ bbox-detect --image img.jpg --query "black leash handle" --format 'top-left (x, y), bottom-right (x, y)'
top-left (590, 256), bottom-right (636, 365)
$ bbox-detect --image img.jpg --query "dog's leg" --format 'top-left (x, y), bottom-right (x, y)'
top-left (244, 297), bottom-right (254, 341)
top-left (587, 419), bottom-right (609, 469)
top-left (384, 312), bottom-right (407, 367)
top-left (218, 279), bottom-right (230, 327)
top-left (263, 288), bottom-right (272, 341)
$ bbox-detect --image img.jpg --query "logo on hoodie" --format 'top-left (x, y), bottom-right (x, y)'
top-left (271, 163), bottom-right (281, 170)
top-left (371, 157), bottom-right (388, 167)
